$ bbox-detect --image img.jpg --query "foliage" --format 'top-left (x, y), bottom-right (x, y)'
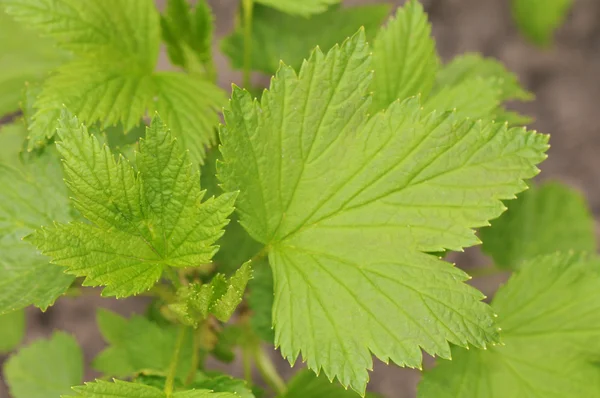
top-left (0, 1), bottom-right (592, 398)
top-left (511, 0), bottom-right (573, 46)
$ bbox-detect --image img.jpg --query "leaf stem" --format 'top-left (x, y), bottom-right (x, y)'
top-left (186, 325), bottom-right (204, 384)
top-left (165, 325), bottom-right (187, 397)
top-left (242, 344), bottom-right (253, 384)
top-left (253, 345), bottom-right (287, 395)
top-left (242, 0), bottom-right (254, 88)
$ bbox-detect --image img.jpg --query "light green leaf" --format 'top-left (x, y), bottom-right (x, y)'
top-left (169, 262), bottom-right (252, 326)
top-left (161, 0), bottom-right (214, 72)
top-left (191, 373), bottom-right (255, 398)
top-left (426, 53), bottom-right (532, 123)
top-left (0, 8), bottom-right (67, 117)
top-left (0, 140), bottom-right (75, 314)
top-left (0, 309), bottom-right (25, 353)
top-left (5, 332), bottom-right (83, 398)
top-left (93, 309), bottom-right (193, 380)
top-left (221, 4), bottom-right (390, 75)
top-left (370, 0), bottom-right (438, 112)
top-left (481, 182), bottom-right (596, 269)
top-left (418, 252), bottom-right (600, 398)
top-left (0, 122), bottom-right (27, 166)
top-left (254, 0), bottom-right (340, 17)
top-left (281, 370), bottom-right (381, 398)
top-left (219, 31), bottom-right (548, 393)
top-left (511, 0), bottom-right (572, 46)
top-left (4, 0), bottom-right (224, 161)
top-left (64, 379), bottom-right (238, 398)
top-left (26, 113), bottom-right (236, 297)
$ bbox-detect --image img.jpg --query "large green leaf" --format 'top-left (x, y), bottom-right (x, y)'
top-left (221, 4), bottom-right (390, 75)
top-left (481, 182), bottom-right (596, 269)
top-left (418, 252), bottom-right (600, 397)
top-left (219, 30), bottom-right (548, 393)
top-left (4, 332), bottom-right (83, 398)
top-left (27, 113), bottom-right (235, 297)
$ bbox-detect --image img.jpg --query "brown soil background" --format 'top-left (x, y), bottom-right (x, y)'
top-left (2, 0), bottom-right (600, 397)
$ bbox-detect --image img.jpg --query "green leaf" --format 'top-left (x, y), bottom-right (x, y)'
top-left (4, 332), bottom-right (83, 398)
top-left (219, 30), bottom-right (548, 393)
top-left (221, 4), bottom-right (390, 75)
top-left (0, 122), bottom-right (28, 167)
top-left (511, 0), bottom-right (572, 46)
top-left (168, 262), bottom-right (252, 326)
top-left (64, 379), bottom-right (238, 398)
top-left (370, 0), bottom-right (438, 112)
top-left (0, 142), bottom-right (75, 314)
top-left (0, 309), bottom-right (25, 353)
top-left (418, 252), bottom-right (600, 398)
top-left (281, 370), bottom-right (381, 398)
top-left (481, 182), bottom-right (596, 269)
top-left (0, 8), bottom-right (67, 117)
top-left (248, 260), bottom-right (275, 343)
top-left (426, 54), bottom-right (532, 123)
top-left (93, 309), bottom-right (193, 380)
top-left (161, 0), bottom-right (214, 71)
top-left (26, 112), bottom-right (236, 297)
top-left (254, 0), bottom-right (340, 17)
top-left (4, 0), bottom-right (224, 161)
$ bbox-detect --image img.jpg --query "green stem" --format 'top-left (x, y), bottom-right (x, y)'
top-left (186, 325), bottom-right (203, 385)
top-left (242, 0), bottom-right (253, 88)
top-left (242, 345), bottom-right (253, 384)
top-left (165, 326), bottom-right (187, 397)
top-left (254, 345), bottom-right (286, 395)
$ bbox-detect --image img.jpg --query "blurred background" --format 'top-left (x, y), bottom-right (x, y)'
top-left (1, 0), bottom-right (600, 396)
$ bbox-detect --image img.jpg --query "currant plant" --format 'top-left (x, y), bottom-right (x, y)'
top-left (0, 0), bottom-right (594, 397)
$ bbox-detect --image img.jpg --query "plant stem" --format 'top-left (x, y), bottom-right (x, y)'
top-left (254, 345), bottom-right (286, 395)
top-left (164, 325), bottom-right (187, 397)
top-left (242, 345), bottom-right (253, 384)
top-left (186, 325), bottom-right (203, 385)
top-left (242, 0), bottom-right (253, 88)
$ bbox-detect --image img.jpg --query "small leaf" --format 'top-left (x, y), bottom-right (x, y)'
top-left (27, 112), bottom-right (236, 297)
top-left (65, 379), bottom-right (239, 398)
top-left (481, 181), bottom-right (596, 269)
top-left (5, 332), bottom-right (83, 398)
top-left (169, 262), bottom-right (252, 326)
top-left (281, 370), bottom-right (381, 398)
top-left (254, 0), bottom-right (340, 17)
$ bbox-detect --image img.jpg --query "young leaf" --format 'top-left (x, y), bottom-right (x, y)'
top-left (65, 379), bottom-right (238, 398)
top-left (0, 309), bottom-right (25, 353)
top-left (0, 9), bottom-right (67, 118)
top-left (161, 0), bottom-right (214, 72)
top-left (191, 374), bottom-right (255, 398)
top-left (168, 262), bottom-right (252, 326)
top-left (280, 370), bottom-right (381, 398)
top-left (27, 112), bottom-right (236, 297)
top-left (0, 134), bottom-right (75, 314)
top-left (370, 0), bottom-right (438, 112)
top-left (219, 30), bottom-right (548, 393)
top-left (93, 309), bottom-right (193, 380)
top-left (511, 0), bottom-right (573, 47)
top-left (4, 0), bottom-right (225, 161)
top-left (221, 4), bottom-right (390, 75)
top-left (481, 182), bottom-right (596, 269)
top-left (4, 332), bottom-right (83, 398)
top-left (418, 252), bottom-right (600, 398)
top-left (426, 54), bottom-right (532, 124)
top-left (254, 0), bottom-right (340, 17)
